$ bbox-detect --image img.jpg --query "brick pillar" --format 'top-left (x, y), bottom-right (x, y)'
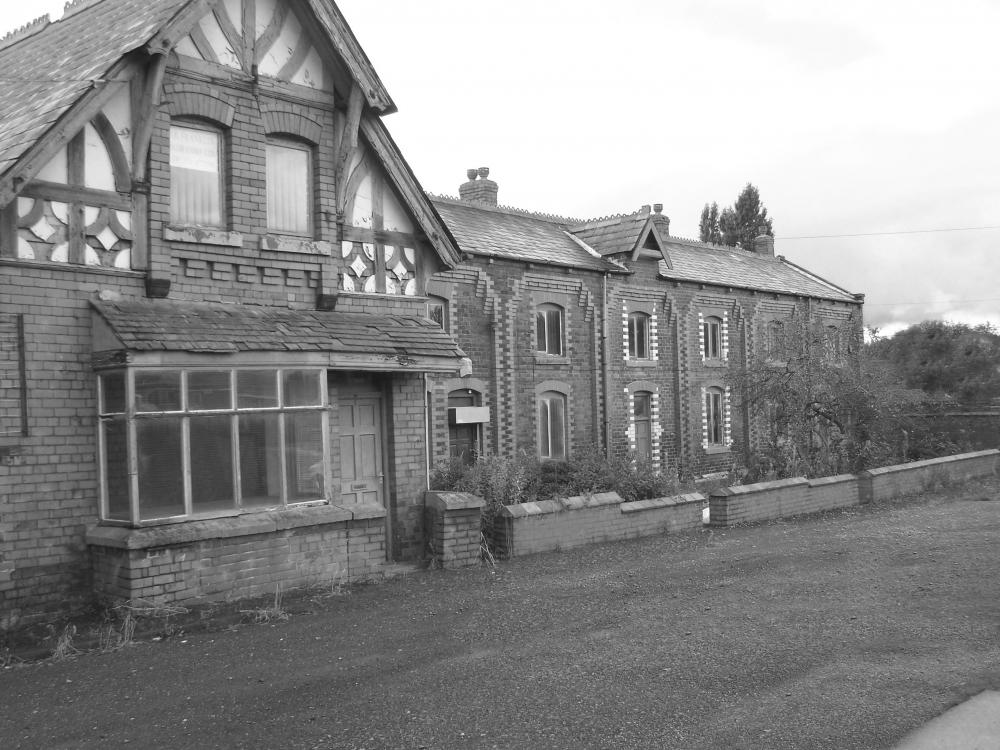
top-left (424, 491), bottom-right (485, 568)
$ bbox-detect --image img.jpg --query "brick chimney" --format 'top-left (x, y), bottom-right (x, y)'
top-left (458, 167), bottom-right (498, 206)
top-left (651, 203), bottom-right (670, 236)
top-left (753, 232), bottom-right (775, 256)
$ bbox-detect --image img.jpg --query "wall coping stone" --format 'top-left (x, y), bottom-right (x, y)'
top-left (711, 477), bottom-right (809, 497)
top-left (621, 492), bottom-right (705, 514)
top-left (808, 474), bottom-right (857, 487)
top-left (425, 491), bottom-right (485, 512)
top-left (858, 449), bottom-right (999, 478)
top-left (85, 504), bottom-right (383, 550)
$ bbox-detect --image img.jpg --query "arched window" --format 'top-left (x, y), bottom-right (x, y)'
top-left (628, 312), bottom-right (650, 359)
top-left (537, 390), bottom-right (567, 460)
top-left (536, 304), bottom-right (564, 356)
top-left (266, 137), bottom-right (312, 235)
top-left (633, 391), bottom-right (653, 462)
top-left (766, 320), bottom-right (786, 361)
top-left (704, 386), bottom-right (727, 447)
top-left (170, 121), bottom-right (225, 228)
top-left (703, 315), bottom-right (723, 360)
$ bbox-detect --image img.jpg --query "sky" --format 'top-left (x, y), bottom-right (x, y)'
top-left (3, 0), bottom-right (1000, 336)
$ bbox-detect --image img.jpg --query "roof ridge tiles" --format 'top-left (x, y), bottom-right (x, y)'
top-left (427, 193), bottom-right (582, 224)
top-left (572, 210), bottom-right (646, 229)
top-left (64, 0), bottom-right (106, 19)
top-left (0, 15), bottom-right (51, 53)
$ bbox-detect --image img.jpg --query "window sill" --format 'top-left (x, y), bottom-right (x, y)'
top-left (534, 354), bottom-right (569, 365)
top-left (702, 359), bottom-right (728, 368)
top-left (86, 503), bottom-right (385, 549)
top-left (704, 444), bottom-right (731, 455)
top-left (260, 235), bottom-right (332, 256)
top-left (165, 226), bottom-right (244, 247)
top-left (625, 358), bottom-right (657, 367)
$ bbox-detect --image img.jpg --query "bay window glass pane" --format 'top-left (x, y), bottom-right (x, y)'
top-left (190, 415), bottom-right (235, 513)
top-left (100, 371), bottom-right (126, 414)
top-left (137, 417), bottom-right (185, 520)
top-left (237, 370), bottom-right (278, 408)
top-left (103, 417), bottom-right (130, 521)
top-left (285, 411), bottom-right (323, 502)
top-left (266, 142), bottom-right (310, 234)
top-left (239, 413), bottom-right (281, 507)
top-left (188, 371), bottom-right (232, 411)
top-left (135, 371), bottom-right (181, 412)
top-left (170, 125), bottom-right (221, 227)
top-left (283, 370), bottom-right (321, 407)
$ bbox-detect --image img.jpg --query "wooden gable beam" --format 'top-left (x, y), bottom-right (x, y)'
top-left (132, 53), bottom-right (168, 184)
top-left (358, 117), bottom-right (461, 268)
top-left (334, 83), bottom-right (365, 212)
top-left (0, 58), bottom-right (139, 208)
top-left (145, 0), bottom-right (219, 56)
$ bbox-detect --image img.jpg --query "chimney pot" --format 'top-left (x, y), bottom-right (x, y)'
top-left (653, 203), bottom-right (663, 214)
top-left (477, 167), bottom-right (490, 179)
top-left (466, 168), bottom-right (478, 181)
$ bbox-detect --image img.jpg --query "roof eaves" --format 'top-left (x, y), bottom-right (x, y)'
top-left (777, 255), bottom-right (861, 301)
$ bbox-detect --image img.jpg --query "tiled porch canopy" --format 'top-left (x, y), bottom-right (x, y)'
top-left (91, 299), bottom-right (469, 373)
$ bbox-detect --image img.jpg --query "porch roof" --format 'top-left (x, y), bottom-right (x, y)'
top-left (91, 299), bottom-right (468, 373)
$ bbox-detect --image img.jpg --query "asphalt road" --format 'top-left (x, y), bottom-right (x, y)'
top-left (3, 480), bottom-right (999, 749)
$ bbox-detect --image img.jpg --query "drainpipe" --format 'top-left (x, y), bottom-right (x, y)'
top-left (601, 272), bottom-right (612, 458)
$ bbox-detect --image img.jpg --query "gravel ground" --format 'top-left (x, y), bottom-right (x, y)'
top-left (2, 479), bottom-right (999, 750)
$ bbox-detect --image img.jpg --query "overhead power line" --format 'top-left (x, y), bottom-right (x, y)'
top-left (784, 225), bottom-right (1000, 240)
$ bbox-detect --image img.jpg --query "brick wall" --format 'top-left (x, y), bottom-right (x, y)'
top-left (709, 450), bottom-right (999, 527)
top-left (498, 491), bottom-right (703, 557)
top-left (0, 262), bottom-right (146, 628)
top-left (86, 506), bottom-right (385, 605)
top-left (424, 491), bottom-right (484, 568)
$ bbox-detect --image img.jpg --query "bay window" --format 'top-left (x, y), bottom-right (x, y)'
top-left (98, 367), bottom-right (328, 524)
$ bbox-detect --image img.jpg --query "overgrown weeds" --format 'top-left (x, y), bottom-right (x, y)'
top-left (240, 585), bottom-right (289, 624)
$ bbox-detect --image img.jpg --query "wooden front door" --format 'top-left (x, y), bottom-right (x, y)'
top-left (339, 395), bottom-right (384, 507)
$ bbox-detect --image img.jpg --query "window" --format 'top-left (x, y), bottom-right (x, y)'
top-left (537, 390), bottom-right (567, 460)
top-left (628, 312), bottom-right (650, 359)
top-left (448, 389), bottom-right (481, 465)
top-left (704, 387), bottom-right (727, 447)
top-left (703, 316), bottom-right (723, 360)
top-left (633, 391), bottom-right (652, 462)
top-left (98, 368), bottom-right (327, 523)
top-left (170, 122), bottom-right (223, 227)
top-left (824, 326), bottom-right (842, 362)
top-left (427, 295), bottom-right (449, 332)
top-left (266, 139), bottom-right (311, 235)
top-left (766, 320), bottom-right (786, 361)
top-left (536, 304), bottom-right (564, 356)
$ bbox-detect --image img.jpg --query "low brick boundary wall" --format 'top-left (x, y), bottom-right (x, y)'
top-left (710, 450), bottom-right (999, 527)
top-left (424, 491), bottom-right (484, 569)
top-left (858, 450), bottom-right (999, 504)
top-left (498, 491), bottom-right (704, 557)
top-left (86, 505), bottom-right (387, 606)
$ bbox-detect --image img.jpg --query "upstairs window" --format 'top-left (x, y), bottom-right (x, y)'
top-left (427, 295), bottom-right (449, 332)
top-left (628, 312), bottom-right (650, 359)
top-left (766, 320), bottom-right (786, 361)
top-left (703, 315), bottom-right (723, 360)
top-left (824, 325), bottom-right (842, 362)
top-left (266, 139), bottom-right (311, 235)
top-left (536, 304), bottom-right (564, 356)
top-left (170, 122), bottom-right (223, 228)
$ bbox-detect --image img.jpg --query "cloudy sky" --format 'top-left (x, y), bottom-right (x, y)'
top-left (4, 1), bottom-right (999, 335)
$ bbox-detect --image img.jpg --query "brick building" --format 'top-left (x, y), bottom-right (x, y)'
top-left (428, 177), bottom-right (863, 480)
top-left (0, 0), bottom-right (862, 625)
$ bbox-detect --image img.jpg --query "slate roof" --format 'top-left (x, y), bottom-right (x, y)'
top-left (657, 238), bottom-right (857, 302)
top-left (0, 0), bottom-right (190, 177)
top-left (92, 300), bottom-right (467, 361)
top-left (570, 212), bottom-right (650, 257)
top-left (430, 196), bottom-right (625, 274)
